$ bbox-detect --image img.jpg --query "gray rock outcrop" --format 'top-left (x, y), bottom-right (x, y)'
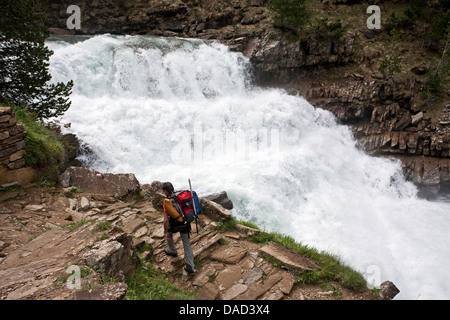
top-left (60, 166), bottom-right (141, 198)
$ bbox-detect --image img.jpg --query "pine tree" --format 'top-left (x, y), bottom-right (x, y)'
top-left (0, 0), bottom-right (73, 119)
top-left (268, 0), bottom-right (310, 33)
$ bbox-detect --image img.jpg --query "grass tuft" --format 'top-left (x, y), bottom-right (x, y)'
top-left (125, 263), bottom-right (197, 300)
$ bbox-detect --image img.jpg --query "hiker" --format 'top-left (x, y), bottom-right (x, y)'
top-left (162, 181), bottom-right (196, 277)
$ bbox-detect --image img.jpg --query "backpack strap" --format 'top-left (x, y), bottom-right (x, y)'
top-left (170, 197), bottom-right (184, 222)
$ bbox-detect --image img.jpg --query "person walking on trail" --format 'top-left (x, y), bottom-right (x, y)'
top-left (162, 181), bottom-right (196, 278)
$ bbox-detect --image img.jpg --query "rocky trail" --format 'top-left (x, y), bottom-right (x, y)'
top-left (0, 167), bottom-right (379, 301)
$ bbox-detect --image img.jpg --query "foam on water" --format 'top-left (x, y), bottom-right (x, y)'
top-left (47, 34), bottom-right (450, 299)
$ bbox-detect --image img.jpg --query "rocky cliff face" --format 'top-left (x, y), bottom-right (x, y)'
top-left (45, 0), bottom-right (449, 196)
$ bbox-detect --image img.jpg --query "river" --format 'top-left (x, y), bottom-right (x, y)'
top-left (47, 34), bottom-right (450, 300)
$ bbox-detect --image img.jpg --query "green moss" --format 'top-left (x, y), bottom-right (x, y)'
top-left (10, 104), bottom-right (65, 184)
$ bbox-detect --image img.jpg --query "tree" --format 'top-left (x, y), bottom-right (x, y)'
top-left (379, 28), bottom-right (402, 83)
top-left (0, 0), bottom-right (73, 119)
top-left (268, 0), bottom-right (310, 33)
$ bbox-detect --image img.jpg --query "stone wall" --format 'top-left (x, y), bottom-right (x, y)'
top-left (0, 107), bottom-right (34, 185)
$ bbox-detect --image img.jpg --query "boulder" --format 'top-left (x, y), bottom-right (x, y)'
top-left (60, 166), bottom-right (140, 198)
top-left (151, 191), bottom-right (166, 211)
top-left (411, 111), bottom-right (424, 126)
top-left (80, 197), bottom-right (90, 211)
top-left (204, 191), bottom-right (233, 210)
top-left (379, 280), bottom-right (400, 300)
top-left (83, 240), bottom-right (124, 276)
top-left (141, 181), bottom-right (163, 197)
top-left (82, 230), bottom-right (139, 280)
top-left (199, 198), bottom-right (232, 222)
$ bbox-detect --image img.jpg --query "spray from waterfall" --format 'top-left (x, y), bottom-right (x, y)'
top-left (47, 34), bottom-right (450, 300)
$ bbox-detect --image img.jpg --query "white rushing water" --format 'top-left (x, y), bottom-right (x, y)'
top-left (47, 34), bottom-right (450, 300)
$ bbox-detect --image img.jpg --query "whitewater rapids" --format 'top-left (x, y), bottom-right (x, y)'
top-left (47, 34), bottom-right (450, 300)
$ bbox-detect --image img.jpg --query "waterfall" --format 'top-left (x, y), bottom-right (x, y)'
top-left (47, 34), bottom-right (450, 300)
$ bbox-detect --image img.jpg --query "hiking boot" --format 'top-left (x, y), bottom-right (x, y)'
top-left (184, 266), bottom-right (196, 275)
top-left (164, 249), bottom-right (178, 257)
top-left (181, 266), bottom-right (197, 281)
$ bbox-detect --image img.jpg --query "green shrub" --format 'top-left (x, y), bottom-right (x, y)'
top-left (312, 18), bottom-right (346, 41)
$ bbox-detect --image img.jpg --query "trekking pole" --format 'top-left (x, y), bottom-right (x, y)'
top-left (188, 179), bottom-right (199, 234)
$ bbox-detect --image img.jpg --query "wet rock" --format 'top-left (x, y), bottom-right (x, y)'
top-left (204, 191), bottom-right (233, 210)
top-left (416, 184), bottom-right (441, 199)
top-left (61, 133), bottom-right (83, 171)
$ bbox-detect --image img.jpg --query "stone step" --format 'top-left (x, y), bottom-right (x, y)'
top-left (171, 232), bottom-right (223, 266)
